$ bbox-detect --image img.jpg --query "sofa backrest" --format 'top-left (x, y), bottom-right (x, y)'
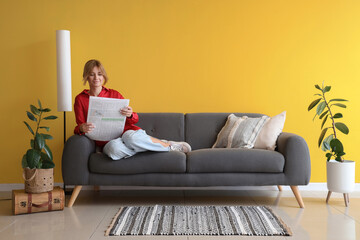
top-left (185, 113), bottom-right (266, 150)
top-left (137, 113), bottom-right (185, 142)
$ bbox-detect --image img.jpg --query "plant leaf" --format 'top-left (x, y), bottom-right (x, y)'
top-left (23, 121), bottom-right (34, 135)
top-left (22, 154), bottom-right (28, 168)
top-left (40, 126), bottom-right (50, 131)
top-left (43, 115), bottom-right (58, 120)
top-left (316, 101), bottom-right (326, 115)
top-left (26, 111), bottom-right (37, 122)
top-left (323, 86), bottom-right (331, 93)
top-left (322, 134), bottom-right (333, 151)
top-left (330, 138), bottom-right (344, 154)
top-left (319, 110), bottom-right (329, 119)
top-left (44, 144), bottom-right (53, 161)
top-left (315, 84), bottom-right (322, 91)
top-left (35, 133), bottom-right (45, 150)
top-left (321, 115), bottom-right (328, 129)
top-left (41, 108), bottom-right (51, 112)
top-left (30, 139), bottom-right (34, 149)
top-left (329, 98), bottom-right (348, 103)
top-left (332, 103), bottom-right (347, 108)
top-left (38, 99), bottom-right (42, 110)
top-left (41, 152), bottom-right (55, 169)
top-left (318, 128), bottom-right (328, 148)
top-left (308, 98), bottom-right (322, 111)
top-left (30, 105), bottom-right (40, 115)
top-left (314, 94), bottom-right (322, 96)
top-left (41, 133), bottom-right (53, 140)
top-left (333, 113), bottom-right (343, 119)
top-left (335, 122), bottom-right (349, 134)
top-left (26, 149), bottom-right (41, 169)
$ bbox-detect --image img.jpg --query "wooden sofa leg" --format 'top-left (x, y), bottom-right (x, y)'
top-left (277, 185), bottom-right (283, 191)
top-left (67, 185), bottom-right (82, 207)
top-left (290, 185), bottom-right (305, 208)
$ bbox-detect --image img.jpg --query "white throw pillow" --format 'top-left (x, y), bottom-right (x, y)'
top-left (254, 111), bottom-right (286, 151)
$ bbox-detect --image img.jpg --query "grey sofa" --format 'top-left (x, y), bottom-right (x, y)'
top-left (62, 113), bottom-right (311, 208)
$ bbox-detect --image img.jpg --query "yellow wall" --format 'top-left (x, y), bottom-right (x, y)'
top-left (1, 0), bottom-right (360, 183)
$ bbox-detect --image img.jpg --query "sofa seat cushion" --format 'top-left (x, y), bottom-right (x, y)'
top-left (187, 148), bottom-right (285, 173)
top-left (89, 151), bottom-right (186, 174)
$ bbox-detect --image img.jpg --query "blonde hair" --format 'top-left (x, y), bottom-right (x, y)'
top-left (82, 59), bottom-right (109, 85)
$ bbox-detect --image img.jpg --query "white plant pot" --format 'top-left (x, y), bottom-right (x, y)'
top-left (326, 160), bottom-right (355, 193)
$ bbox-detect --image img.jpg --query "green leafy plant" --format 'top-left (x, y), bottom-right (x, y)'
top-left (22, 100), bottom-right (58, 169)
top-left (308, 82), bottom-right (349, 162)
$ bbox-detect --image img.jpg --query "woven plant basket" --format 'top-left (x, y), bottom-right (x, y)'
top-left (23, 168), bottom-right (54, 193)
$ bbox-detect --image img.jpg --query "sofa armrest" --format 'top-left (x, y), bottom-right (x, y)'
top-left (62, 135), bottom-right (95, 185)
top-left (276, 132), bottom-right (311, 185)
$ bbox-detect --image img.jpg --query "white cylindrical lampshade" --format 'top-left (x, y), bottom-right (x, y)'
top-left (56, 30), bottom-right (72, 112)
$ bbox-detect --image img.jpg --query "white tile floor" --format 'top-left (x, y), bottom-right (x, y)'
top-left (0, 187), bottom-right (359, 240)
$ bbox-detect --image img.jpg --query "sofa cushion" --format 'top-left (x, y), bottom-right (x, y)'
top-left (89, 151), bottom-right (187, 174)
top-left (137, 113), bottom-right (185, 141)
top-left (187, 148), bottom-right (285, 173)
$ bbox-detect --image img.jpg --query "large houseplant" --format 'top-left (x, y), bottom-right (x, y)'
top-left (23, 100), bottom-right (58, 193)
top-left (308, 82), bottom-right (354, 206)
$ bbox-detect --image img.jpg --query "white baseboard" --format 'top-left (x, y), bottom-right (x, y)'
top-left (1, 183), bottom-right (360, 192)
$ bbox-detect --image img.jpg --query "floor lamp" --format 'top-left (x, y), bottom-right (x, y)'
top-left (56, 30), bottom-right (72, 192)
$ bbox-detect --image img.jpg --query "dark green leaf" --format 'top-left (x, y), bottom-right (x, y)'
top-left (318, 128), bottom-right (328, 148)
top-left (40, 126), bottom-right (50, 131)
top-left (332, 103), bottom-right (347, 108)
top-left (23, 121), bottom-right (34, 135)
top-left (319, 110), bottom-right (329, 119)
top-left (330, 138), bottom-right (344, 154)
top-left (335, 122), bottom-right (349, 134)
top-left (315, 84), bottom-right (322, 91)
top-left (44, 144), bottom-right (53, 161)
top-left (316, 101), bottom-right (326, 115)
top-left (41, 152), bottom-right (55, 169)
top-left (323, 86), bottom-right (331, 93)
top-left (30, 105), bottom-right (40, 115)
top-left (26, 149), bottom-right (41, 169)
top-left (308, 98), bottom-right (322, 111)
top-left (321, 115), bottom-right (328, 129)
top-left (337, 152), bottom-right (345, 157)
top-left (38, 99), bottom-right (42, 110)
top-left (329, 98), bottom-right (348, 103)
top-left (335, 156), bottom-right (342, 162)
top-left (314, 94), bottom-right (322, 96)
top-left (41, 133), bottom-right (53, 140)
top-left (333, 113), bottom-right (343, 119)
top-left (26, 111), bottom-right (37, 122)
top-left (41, 108), bottom-right (51, 112)
top-left (22, 154), bottom-right (28, 168)
top-left (43, 115), bottom-right (58, 120)
top-left (30, 139), bottom-right (34, 149)
top-left (35, 133), bottom-right (45, 150)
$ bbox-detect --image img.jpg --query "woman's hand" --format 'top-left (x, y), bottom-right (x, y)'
top-left (121, 106), bottom-right (133, 117)
top-left (80, 122), bottom-right (95, 133)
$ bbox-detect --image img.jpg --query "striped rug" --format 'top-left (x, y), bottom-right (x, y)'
top-left (105, 205), bottom-right (292, 236)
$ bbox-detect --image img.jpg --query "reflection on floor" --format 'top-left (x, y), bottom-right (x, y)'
top-left (0, 187), bottom-right (359, 240)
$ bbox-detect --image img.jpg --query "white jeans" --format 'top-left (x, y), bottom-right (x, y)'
top-left (103, 130), bottom-right (170, 160)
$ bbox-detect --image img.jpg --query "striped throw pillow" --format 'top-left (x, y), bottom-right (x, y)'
top-left (213, 114), bottom-right (269, 149)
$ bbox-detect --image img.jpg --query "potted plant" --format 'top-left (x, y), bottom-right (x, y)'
top-left (308, 82), bottom-right (354, 206)
top-left (22, 100), bottom-right (58, 193)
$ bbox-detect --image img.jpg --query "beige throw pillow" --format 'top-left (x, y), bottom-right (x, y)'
top-left (254, 111), bottom-right (286, 151)
top-left (212, 114), bottom-right (269, 149)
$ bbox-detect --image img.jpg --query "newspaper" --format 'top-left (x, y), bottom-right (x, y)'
top-left (85, 96), bottom-right (129, 141)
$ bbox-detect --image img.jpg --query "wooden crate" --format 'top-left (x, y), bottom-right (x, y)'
top-left (12, 186), bottom-right (64, 215)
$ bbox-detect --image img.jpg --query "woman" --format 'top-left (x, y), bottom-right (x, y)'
top-left (74, 59), bottom-right (191, 160)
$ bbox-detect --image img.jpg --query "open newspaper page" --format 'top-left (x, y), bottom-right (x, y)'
top-left (85, 96), bottom-right (130, 141)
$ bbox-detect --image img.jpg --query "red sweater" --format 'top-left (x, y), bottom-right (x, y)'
top-left (74, 86), bottom-right (141, 147)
